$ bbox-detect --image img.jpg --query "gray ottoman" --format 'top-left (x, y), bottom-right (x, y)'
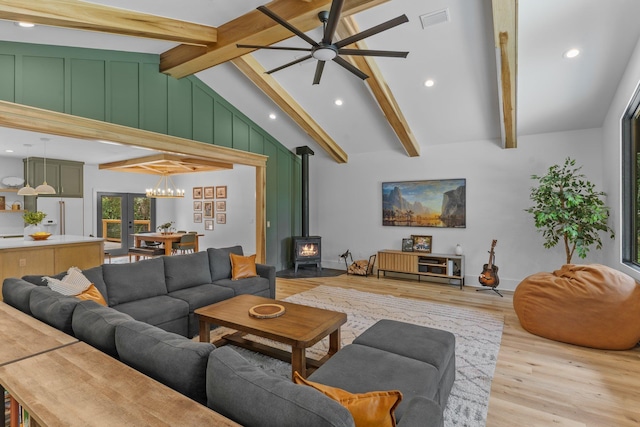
top-left (352, 319), bottom-right (456, 408)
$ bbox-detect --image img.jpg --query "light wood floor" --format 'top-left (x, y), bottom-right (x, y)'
top-left (276, 274), bottom-right (640, 427)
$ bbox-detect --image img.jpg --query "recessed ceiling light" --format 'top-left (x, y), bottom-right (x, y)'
top-left (17, 22), bottom-right (35, 28)
top-left (269, 113), bottom-right (277, 120)
top-left (5, 149), bottom-right (14, 153)
top-left (424, 79), bottom-right (435, 87)
top-left (564, 48), bottom-right (580, 59)
top-left (334, 99), bottom-right (343, 106)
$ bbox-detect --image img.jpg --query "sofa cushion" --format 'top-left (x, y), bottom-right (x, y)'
top-left (2, 278), bottom-right (37, 314)
top-left (207, 347), bottom-right (355, 427)
top-left (164, 251), bottom-right (212, 292)
top-left (230, 253), bottom-right (258, 280)
top-left (294, 372), bottom-right (402, 427)
top-left (102, 257), bottom-right (167, 306)
top-left (72, 300), bottom-right (134, 358)
top-left (80, 265), bottom-right (109, 303)
top-left (111, 295), bottom-right (188, 329)
top-left (208, 246), bottom-right (243, 281)
top-left (168, 284), bottom-right (234, 312)
top-left (308, 344), bottom-right (440, 421)
top-left (213, 276), bottom-right (271, 297)
top-left (29, 286), bottom-right (81, 335)
top-left (115, 319), bottom-right (215, 405)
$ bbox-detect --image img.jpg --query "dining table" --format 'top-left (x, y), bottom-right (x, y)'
top-left (132, 232), bottom-right (201, 256)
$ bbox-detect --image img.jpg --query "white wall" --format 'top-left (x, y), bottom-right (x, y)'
top-left (601, 34), bottom-right (640, 280)
top-left (0, 157), bottom-right (27, 235)
top-left (310, 128), bottom-right (604, 291)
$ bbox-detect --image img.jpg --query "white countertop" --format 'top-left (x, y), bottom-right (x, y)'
top-left (0, 235), bottom-right (104, 250)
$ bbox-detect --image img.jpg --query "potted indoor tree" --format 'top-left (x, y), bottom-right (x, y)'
top-left (525, 158), bottom-right (614, 264)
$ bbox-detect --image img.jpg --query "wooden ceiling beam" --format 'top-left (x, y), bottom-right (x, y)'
top-left (492, 0), bottom-right (518, 149)
top-left (337, 17), bottom-right (419, 157)
top-left (160, 0), bottom-right (389, 79)
top-left (232, 54), bottom-right (348, 163)
top-left (0, 0), bottom-right (217, 46)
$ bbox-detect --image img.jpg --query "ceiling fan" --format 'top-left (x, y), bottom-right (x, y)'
top-left (237, 0), bottom-right (409, 85)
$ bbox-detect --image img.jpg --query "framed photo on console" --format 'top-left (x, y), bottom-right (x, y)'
top-left (402, 238), bottom-right (414, 252)
top-left (411, 235), bottom-right (432, 253)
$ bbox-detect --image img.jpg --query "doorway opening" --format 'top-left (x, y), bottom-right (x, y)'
top-left (98, 192), bottom-right (155, 256)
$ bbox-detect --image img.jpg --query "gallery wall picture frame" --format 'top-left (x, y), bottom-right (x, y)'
top-left (216, 185), bottom-right (227, 199)
top-left (204, 219), bottom-right (214, 231)
top-left (216, 201), bottom-right (226, 211)
top-left (411, 235), bottom-right (432, 253)
top-left (193, 213), bottom-right (202, 223)
top-left (402, 238), bottom-right (414, 252)
top-left (382, 178), bottom-right (466, 228)
top-left (204, 201), bottom-right (213, 218)
top-left (204, 186), bottom-right (214, 199)
top-left (193, 187), bottom-right (203, 199)
top-left (216, 213), bottom-right (226, 224)
top-left (193, 201), bottom-right (202, 211)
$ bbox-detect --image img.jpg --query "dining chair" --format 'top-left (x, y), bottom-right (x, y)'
top-left (172, 233), bottom-right (196, 254)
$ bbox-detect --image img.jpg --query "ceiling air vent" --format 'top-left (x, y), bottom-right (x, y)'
top-left (420, 8), bottom-right (450, 29)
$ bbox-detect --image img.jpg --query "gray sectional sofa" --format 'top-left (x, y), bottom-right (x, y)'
top-left (2, 245), bottom-right (455, 427)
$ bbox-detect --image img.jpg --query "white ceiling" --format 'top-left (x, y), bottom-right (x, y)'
top-left (1, 0), bottom-right (639, 163)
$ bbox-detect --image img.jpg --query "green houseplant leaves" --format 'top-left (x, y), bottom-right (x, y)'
top-left (525, 158), bottom-right (614, 264)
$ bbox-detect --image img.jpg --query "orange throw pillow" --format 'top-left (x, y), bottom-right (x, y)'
top-left (293, 372), bottom-right (402, 427)
top-left (230, 253), bottom-right (258, 280)
top-left (75, 284), bottom-right (107, 306)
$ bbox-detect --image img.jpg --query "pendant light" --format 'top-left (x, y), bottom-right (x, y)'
top-left (17, 144), bottom-right (38, 196)
top-left (35, 138), bottom-right (56, 194)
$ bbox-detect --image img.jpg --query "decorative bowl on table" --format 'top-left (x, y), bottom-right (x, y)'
top-left (29, 232), bottom-right (52, 241)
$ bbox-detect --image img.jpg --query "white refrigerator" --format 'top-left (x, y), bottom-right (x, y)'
top-left (36, 197), bottom-right (85, 236)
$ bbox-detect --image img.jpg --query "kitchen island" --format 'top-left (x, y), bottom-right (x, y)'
top-left (0, 235), bottom-right (104, 300)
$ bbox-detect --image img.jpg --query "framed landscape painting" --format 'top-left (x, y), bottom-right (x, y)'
top-left (382, 179), bottom-right (466, 228)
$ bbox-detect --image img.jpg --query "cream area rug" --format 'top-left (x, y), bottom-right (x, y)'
top-left (208, 286), bottom-right (504, 427)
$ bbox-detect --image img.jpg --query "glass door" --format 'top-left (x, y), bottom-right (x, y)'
top-left (98, 192), bottom-right (155, 256)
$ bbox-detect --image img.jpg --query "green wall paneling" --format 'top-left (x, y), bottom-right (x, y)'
top-left (277, 146), bottom-right (293, 269)
top-left (140, 62), bottom-right (168, 134)
top-left (233, 116), bottom-right (250, 152)
top-left (250, 128), bottom-right (264, 155)
top-left (193, 84), bottom-right (214, 144)
top-left (168, 77), bottom-right (193, 139)
top-left (110, 61), bottom-right (139, 128)
top-left (0, 54), bottom-right (15, 102)
top-left (264, 140), bottom-right (279, 268)
top-left (22, 56), bottom-right (65, 112)
top-left (213, 100), bottom-right (233, 147)
top-left (70, 58), bottom-right (105, 120)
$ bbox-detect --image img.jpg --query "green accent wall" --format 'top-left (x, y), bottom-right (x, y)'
top-left (0, 41), bottom-right (301, 270)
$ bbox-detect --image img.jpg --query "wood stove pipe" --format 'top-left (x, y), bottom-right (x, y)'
top-left (295, 146), bottom-right (314, 237)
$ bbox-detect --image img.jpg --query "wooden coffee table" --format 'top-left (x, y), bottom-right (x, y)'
top-left (195, 294), bottom-right (347, 380)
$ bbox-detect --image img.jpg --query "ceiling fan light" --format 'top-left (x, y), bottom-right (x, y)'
top-left (313, 47), bottom-right (338, 61)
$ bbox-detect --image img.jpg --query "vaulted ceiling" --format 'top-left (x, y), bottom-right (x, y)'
top-left (1, 0), bottom-right (639, 164)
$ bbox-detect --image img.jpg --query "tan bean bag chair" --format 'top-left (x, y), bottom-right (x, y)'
top-left (513, 264), bottom-right (640, 350)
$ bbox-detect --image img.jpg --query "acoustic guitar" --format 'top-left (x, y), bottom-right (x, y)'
top-left (479, 239), bottom-right (499, 287)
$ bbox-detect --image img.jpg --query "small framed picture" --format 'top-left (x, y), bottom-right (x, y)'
top-left (193, 201), bottom-right (202, 211)
top-left (193, 213), bottom-right (202, 223)
top-left (402, 238), bottom-right (414, 252)
top-left (204, 201), bottom-right (213, 218)
top-left (204, 186), bottom-right (215, 199)
top-left (193, 187), bottom-right (203, 199)
top-left (411, 235), bottom-right (432, 253)
top-left (204, 219), bottom-right (214, 231)
top-left (216, 201), bottom-right (226, 212)
top-left (216, 213), bottom-right (226, 224)
top-left (216, 185), bottom-right (227, 199)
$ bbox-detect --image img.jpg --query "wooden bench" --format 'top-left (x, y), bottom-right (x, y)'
top-left (128, 247), bottom-right (165, 262)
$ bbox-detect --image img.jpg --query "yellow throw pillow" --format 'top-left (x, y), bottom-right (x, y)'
top-left (293, 372), bottom-right (402, 427)
top-left (75, 284), bottom-right (107, 306)
top-left (230, 253), bottom-right (258, 280)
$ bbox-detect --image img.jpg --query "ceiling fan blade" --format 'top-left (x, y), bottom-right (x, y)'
top-left (257, 6), bottom-right (318, 47)
top-left (332, 56), bottom-right (369, 80)
top-left (265, 54), bottom-right (313, 75)
top-left (338, 48), bottom-right (409, 58)
top-left (312, 61), bottom-right (326, 85)
top-left (335, 15), bottom-right (409, 49)
top-left (322, 0), bottom-right (345, 44)
top-left (237, 44), bottom-right (313, 53)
